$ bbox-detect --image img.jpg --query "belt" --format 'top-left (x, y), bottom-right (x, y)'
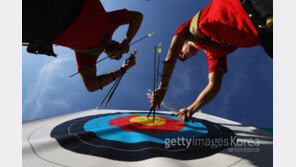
top-left (72, 37), bottom-right (107, 56)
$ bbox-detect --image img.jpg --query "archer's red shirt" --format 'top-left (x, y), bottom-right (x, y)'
top-left (52, 0), bottom-right (129, 70)
top-left (175, 0), bottom-right (261, 73)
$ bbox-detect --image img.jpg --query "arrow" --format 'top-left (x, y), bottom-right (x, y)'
top-left (98, 49), bottom-right (138, 109)
top-left (156, 43), bottom-right (161, 85)
top-left (69, 32), bottom-right (154, 78)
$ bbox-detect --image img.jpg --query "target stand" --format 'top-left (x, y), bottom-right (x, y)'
top-left (23, 109), bottom-right (273, 167)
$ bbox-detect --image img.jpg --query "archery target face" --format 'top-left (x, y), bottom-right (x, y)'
top-left (51, 112), bottom-right (235, 161)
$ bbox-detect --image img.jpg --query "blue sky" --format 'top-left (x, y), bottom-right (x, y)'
top-left (22, 0), bottom-right (272, 127)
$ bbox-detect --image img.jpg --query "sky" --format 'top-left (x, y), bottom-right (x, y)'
top-left (22, 0), bottom-right (273, 127)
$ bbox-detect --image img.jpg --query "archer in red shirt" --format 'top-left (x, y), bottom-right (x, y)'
top-left (150, 0), bottom-right (272, 121)
top-left (52, 0), bottom-right (143, 92)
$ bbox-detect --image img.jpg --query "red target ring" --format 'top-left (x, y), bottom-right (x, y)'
top-left (109, 115), bottom-right (184, 133)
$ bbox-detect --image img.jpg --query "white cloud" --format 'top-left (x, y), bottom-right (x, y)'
top-left (169, 68), bottom-right (195, 97)
top-left (22, 55), bottom-right (75, 121)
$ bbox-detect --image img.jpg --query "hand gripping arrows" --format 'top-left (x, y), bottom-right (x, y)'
top-left (147, 43), bottom-right (162, 123)
top-left (97, 49), bottom-right (138, 109)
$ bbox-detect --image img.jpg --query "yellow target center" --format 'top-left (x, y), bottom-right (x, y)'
top-left (130, 116), bottom-right (166, 126)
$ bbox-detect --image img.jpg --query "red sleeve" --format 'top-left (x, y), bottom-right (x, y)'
top-left (75, 51), bottom-right (99, 71)
top-left (174, 18), bottom-right (192, 39)
top-left (206, 54), bottom-right (228, 74)
top-left (108, 9), bottom-right (129, 36)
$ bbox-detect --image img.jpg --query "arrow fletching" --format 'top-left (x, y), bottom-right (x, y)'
top-left (148, 32), bottom-right (155, 37)
top-left (158, 43), bottom-right (161, 54)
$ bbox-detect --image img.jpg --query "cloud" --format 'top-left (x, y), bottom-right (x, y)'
top-left (22, 55), bottom-right (75, 121)
top-left (169, 68), bottom-right (195, 96)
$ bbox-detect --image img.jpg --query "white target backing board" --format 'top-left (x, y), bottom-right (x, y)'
top-left (23, 109), bottom-right (272, 167)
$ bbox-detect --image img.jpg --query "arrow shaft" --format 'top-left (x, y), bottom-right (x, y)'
top-left (161, 100), bottom-right (178, 113)
top-left (99, 75), bottom-right (121, 106)
top-left (104, 74), bottom-right (123, 107)
top-left (157, 52), bottom-right (160, 86)
top-left (129, 35), bottom-right (149, 46)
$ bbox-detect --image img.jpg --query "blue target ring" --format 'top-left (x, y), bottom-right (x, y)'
top-left (83, 113), bottom-right (208, 144)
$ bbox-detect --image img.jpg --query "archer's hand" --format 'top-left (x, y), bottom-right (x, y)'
top-left (122, 54), bottom-right (136, 70)
top-left (150, 88), bottom-right (167, 109)
top-left (118, 40), bottom-right (130, 54)
top-left (175, 108), bottom-right (194, 121)
top-left (106, 40), bottom-right (123, 60)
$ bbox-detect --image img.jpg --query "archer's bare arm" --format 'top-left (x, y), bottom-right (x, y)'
top-left (124, 11), bottom-right (143, 44)
top-left (109, 11), bottom-right (143, 57)
top-left (150, 35), bottom-right (186, 108)
top-left (79, 55), bottom-right (136, 92)
top-left (117, 11), bottom-right (143, 54)
top-left (175, 70), bottom-right (224, 120)
top-left (159, 35), bottom-right (186, 88)
top-left (188, 70), bottom-right (224, 111)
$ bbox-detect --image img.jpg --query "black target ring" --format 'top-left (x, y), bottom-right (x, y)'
top-left (50, 112), bottom-right (236, 161)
